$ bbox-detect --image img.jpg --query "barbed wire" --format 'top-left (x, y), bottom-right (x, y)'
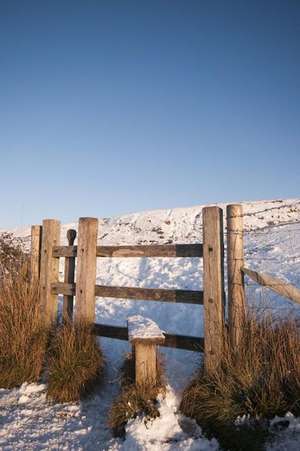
top-left (244, 256), bottom-right (300, 261)
top-left (226, 226), bottom-right (300, 237)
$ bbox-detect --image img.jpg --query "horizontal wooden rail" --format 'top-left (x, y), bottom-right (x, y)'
top-left (52, 244), bottom-right (203, 258)
top-left (242, 267), bottom-right (300, 305)
top-left (93, 323), bottom-right (204, 352)
top-left (51, 282), bottom-right (203, 305)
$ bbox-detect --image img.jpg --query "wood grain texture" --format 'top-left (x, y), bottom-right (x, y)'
top-left (92, 323), bottom-right (204, 351)
top-left (39, 220), bottom-right (60, 325)
top-left (51, 282), bottom-right (203, 305)
top-left (52, 243), bottom-right (203, 258)
top-left (135, 342), bottom-right (158, 386)
top-left (30, 225), bottom-right (42, 284)
top-left (227, 204), bottom-right (246, 347)
top-left (75, 218), bottom-right (98, 323)
top-left (63, 229), bottom-right (77, 322)
top-left (202, 207), bottom-right (225, 372)
top-left (242, 267), bottom-right (300, 305)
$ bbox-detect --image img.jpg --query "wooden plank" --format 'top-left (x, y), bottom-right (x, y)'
top-left (51, 282), bottom-right (203, 305)
top-left (52, 244), bottom-right (203, 258)
top-left (242, 267), bottom-right (300, 305)
top-left (92, 323), bottom-right (204, 351)
top-left (53, 245), bottom-right (77, 257)
top-left (93, 323), bottom-right (129, 340)
top-left (39, 220), bottom-right (60, 325)
top-left (95, 285), bottom-right (203, 304)
top-left (53, 246), bottom-right (77, 257)
top-left (164, 332), bottom-right (204, 351)
top-left (51, 282), bottom-right (75, 296)
top-left (97, 244), bottom-right (203, 257)
top-left (75, 218), bottom-right (98, 323)
top-left (63, 229), bottom-right (77, 322)
top-left (202, 207), bottom-right (225, 372)
top-left (227, 204), bottom-right (246, 347)
top-left (30, 225), bottom-right (42, 284)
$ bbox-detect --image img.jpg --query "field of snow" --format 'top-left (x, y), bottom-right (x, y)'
top-left (1, 199), bottom-right (300, 450)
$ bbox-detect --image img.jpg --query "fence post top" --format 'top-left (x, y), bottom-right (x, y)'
top-left (226, 204), bottom-right (243, 218)
top-left (78, 217), bottom-right (98, 223)
top-left (202, 205), bottom-right (223, 212)
top-left (66, 229), bottom-right (77, 244)
top-left (42, 219), bottom-right (61, 226)
top-left (226, 203), bottom-right (243, 210)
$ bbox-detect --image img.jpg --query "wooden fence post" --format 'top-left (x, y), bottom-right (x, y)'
top-left (39, 220), bottom-right (60, 325)
top-left (135, 343), bottom-right (158, 386)
top-left (227, 204), bottom-right (246, 347)
top-left (75, 218), bottom-right (98, 323)
top-left (128, 315), bottom-right (165, 387)
top-left (31, 225), bottom-right (42, 284)
top-left (63, 229), bottom-right (77, 322)
top-left (202, 206), bottom-right (225, 372)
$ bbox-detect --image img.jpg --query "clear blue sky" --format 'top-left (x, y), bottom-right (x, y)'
top-left (0, 1), bottom-right (299, 228)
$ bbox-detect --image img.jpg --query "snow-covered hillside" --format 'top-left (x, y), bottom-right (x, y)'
top-left (1, 199), bottom-right (300, 450)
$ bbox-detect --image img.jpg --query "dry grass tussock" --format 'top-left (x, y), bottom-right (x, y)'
top-left (180, 313), bottom-right (300, 451)
top-left (109, 352), bottom-right (165, 437)
top-left (47, 321), bottom-right (104, 403)
top-left (0, 266), bottom-right (48, 388)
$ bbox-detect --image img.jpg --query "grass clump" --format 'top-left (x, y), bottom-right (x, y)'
top-left (108, 352), bottom-right (165, 436)
top-left (0, 268), bottom-right (48, 388)
top-left (47, 321), bottom-right (104, 403)
top-left (180, 314), bottom-right (300, 451)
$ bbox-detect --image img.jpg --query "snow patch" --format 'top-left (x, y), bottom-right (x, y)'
top-left (108, 387), bottom-right (219, 450)
top-left (128, 315), bottom-right (165, 342)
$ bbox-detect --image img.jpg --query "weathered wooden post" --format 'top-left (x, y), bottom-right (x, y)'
top-left (227, 204), bottom-right (246, 347)
top-left (39, 220), bottom-right (61, 326)
top-left (202, 206), bottom-right (225, 372)
top-left (75, 218), bottom-right (98, 323)
top-left (63, 229), bottom-right (77, 322)
top-left (30, 225), bottom-right (42, 284)
top-left (128, 315), bottom-right (165, 386)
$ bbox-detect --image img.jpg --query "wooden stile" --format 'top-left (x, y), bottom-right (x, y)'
top-left (227, 204), bottom-right (246, 347)
top-left (32, 206), bottom-right (229, 362)
top-left (75, 218), bottom-right (98, 323)
top-left (30, 225), bottom-right (42, 284)
top-left (39, 220), bottom-right (60, 325)
top-left (202, 207), bottom-right (225, 372)
top-left (63, 229), bottom-right (77, 322)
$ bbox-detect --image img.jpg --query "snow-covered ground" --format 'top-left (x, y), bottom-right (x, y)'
top-left (1, 199), bottom-right (300, 450)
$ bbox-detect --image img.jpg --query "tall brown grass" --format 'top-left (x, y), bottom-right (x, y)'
top-left (180, 313), bottom-right (300, 450)
top-left (0, 267), bottom-right (48, 388)
top-left (47, 321), bottom-right (104, 403)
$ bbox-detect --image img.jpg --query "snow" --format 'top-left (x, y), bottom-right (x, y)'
top-left (267, 413), bottom-right (300, 451)
top-left (108, 386), bottom-right (219, 450)
top-left (128, 315), bottom-right (165, 343)
top-left (1, 198), bottom-right (300, 449)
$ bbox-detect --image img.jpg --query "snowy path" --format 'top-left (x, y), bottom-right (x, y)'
top-left (0, 340), bottom-right (127, 450)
